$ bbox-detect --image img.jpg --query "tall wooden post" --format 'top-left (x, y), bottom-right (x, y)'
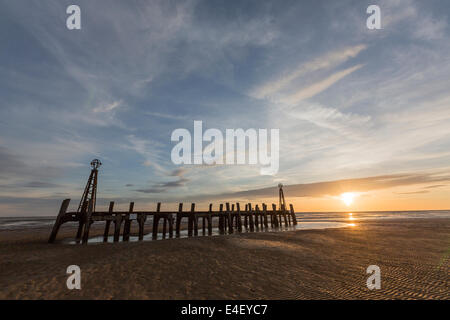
top-left (103, 201), bottom-right (114, 242)
top-left (123, 202), bottom-right (134, 242)
top-left (290, 204), bottom-right (297, 225)
top-left (82, 200), bottom-right (94, 244)
top-left (236, 203), bottom-right (242, 232)
top-left (168, 213), bottom-right (174, 238)
top-left (244, 204), bottom-right (248, 229)
top-left (138, 212), bottom-right (146, 241)
top-left (248, 203), bottom-right (255, 232)
top-left (219, 204), bottom-right (224, 234)
top-left (188, 203), bottom-right (196, 237)
top-left (208, 204), bottom-right (213, 235)
top-left (272, 203), bottom-right (279, 227)
top-left (226, 203), bottom-right (233, 234)
top-left (113, 212), bottom-right (122, 242)
top-left (75, 201), bottom-right (88, 244)
top-left (175, 203), bottom-right (183, 238)
top-left (163, 217), bottom-right (168, 239)
top-left (153, 202), bottom-right (161, 240)
top-left (255, 205), bottom-right (260, 228)
top-left (48, 199), bottom-right (71, 243)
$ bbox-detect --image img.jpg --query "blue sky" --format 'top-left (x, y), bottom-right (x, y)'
top-left (1, 0), bottom-right (450, 215)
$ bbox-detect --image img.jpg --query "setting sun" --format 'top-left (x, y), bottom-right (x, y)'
top-left (340, 192), bottom-right (355, 206)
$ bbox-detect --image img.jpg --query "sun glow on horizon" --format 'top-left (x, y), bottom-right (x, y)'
top-left (340, 192), bottom-right (356, 206)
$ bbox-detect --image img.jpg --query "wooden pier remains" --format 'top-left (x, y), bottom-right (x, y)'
top-left (48, 159), bottom-right (298, 244)
top-left (48, 200), bottom-right (297, 244)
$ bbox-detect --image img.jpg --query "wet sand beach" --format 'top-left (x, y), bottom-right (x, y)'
top-left (0, 218), bottom-right (448, 299)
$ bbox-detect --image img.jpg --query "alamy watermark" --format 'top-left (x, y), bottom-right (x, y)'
top-left (366, 265), bottom-right (381, 290)
top-left (171, 121), bottom-right (279, 175)
top-left (66, 5), bottom-right (81, 30)
top-left (66, 265), bottom-right (81, 290)
top-left (366, 5), bottom-right (381, 30)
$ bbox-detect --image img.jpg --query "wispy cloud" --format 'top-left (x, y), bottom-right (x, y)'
top-left (280, 64), bottom-right (364, 105)
top-left (92, 100), bottom-right (122, 113)
top-left (250, 45), bottom-right (366, 99)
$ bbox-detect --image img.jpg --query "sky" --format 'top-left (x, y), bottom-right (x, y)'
top-left (1, 0), bottom-right (450, 216)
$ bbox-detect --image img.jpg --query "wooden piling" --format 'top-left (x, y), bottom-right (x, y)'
top-left (219, 203), bottom-right (224, 234)
top-left (188, 203), bottom-right (195, 237)
top-left (290, 204), bottom-right (297, 225)
top-left (255, 205), bottom-right (260, 228)
top-left (208, 204), bottom-right (213, 235)
top-left (163, 216), bottom-right (167, 239)
top-left (75, 201), bottom-right (88, 244)
top-left (226, 203), bottom-right (233, 234)
top-left (244, 204), bottom-right (248, 229)
top-left (152, 202), bottom-right (161, 240)
top-left (113, 213), bottom-right (122, 242)
top-left (283, 207), bottom-right (288, 227)
top-left (176, 203), bottom-right (183, 238)
top-left (272, 203), bottom-right (279, 227)
top-left (82, 200), bottom-right (94, 244)
top-left (103, 201), bottom-right (114, 242)
top-left (138, 212), bottom-right (146, 241)
top-left (248, 203), bottom-right (255, 231)
top-left (168, 213), bottom-right (174, 238)
top-left (123, 202), bottom-right (134, 242)
top-left (48, 199), bottom-right (71, 243)
top-left (236, 203), bottom-right (242, 232)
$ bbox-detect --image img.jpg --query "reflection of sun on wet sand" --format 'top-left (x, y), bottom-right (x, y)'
top-left (0, 218), bottom-right (448, 299)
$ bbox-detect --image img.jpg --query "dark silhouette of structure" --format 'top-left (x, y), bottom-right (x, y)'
top-left (77, 159), bottom-right (101, 214)
top-left (49, 162), bottom-right (297, 244)
top-left (278, 183), bottom-right (286, 211)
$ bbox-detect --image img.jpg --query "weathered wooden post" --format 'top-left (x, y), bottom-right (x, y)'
top-left (82, 200), bottom-right (94, 244)
top-left (194, 204), bottom-right (199, 236)
top-left (235, 203), bottom-right (242, 232)
top-left (162, 206), bottom-right (168, 239)
top-left (168, 213), bottom-right (174, 238)
top-left (75, 201), bottom-right (88, 244)
top-left (138, 211), bottom-right (146, 241)
top-left (152, 202), bottom-right (161, 240)
top-left (48, 199), bottom-right (71, 243)
top-left (262, 203), bottom-right (269, 228)
top-left (226, 203), bottom-right (233, 234)
top-left (103, 201), bottom-right (114, 242)
top-left (282, 205), bottom-right (288, 227)
top-left (290, 204), bottom-right (297, 225)
top-left (176, 203), bottom-right (183, 238)
top-left (219, 203), bottom-right (224, 234)
top-left (188, 203), bottom-right (195, 237)
top-left (244, 204), bottom-right (249, 229)
top-left (123, 202), bottom-right (134, 242)
top-left (113, 212), bottom-right (122, 242)
top-left (255, 205), bottom-right (260, 228)
top-left (248, 203), bottom-right (255, 232)
top-left (272, 203), bottom-right (279, 227)
top-left (208, 204), bottom-right (213, 236)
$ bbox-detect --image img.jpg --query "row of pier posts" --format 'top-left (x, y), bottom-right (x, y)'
top-left (48, 199), bottom-right (297, 244)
